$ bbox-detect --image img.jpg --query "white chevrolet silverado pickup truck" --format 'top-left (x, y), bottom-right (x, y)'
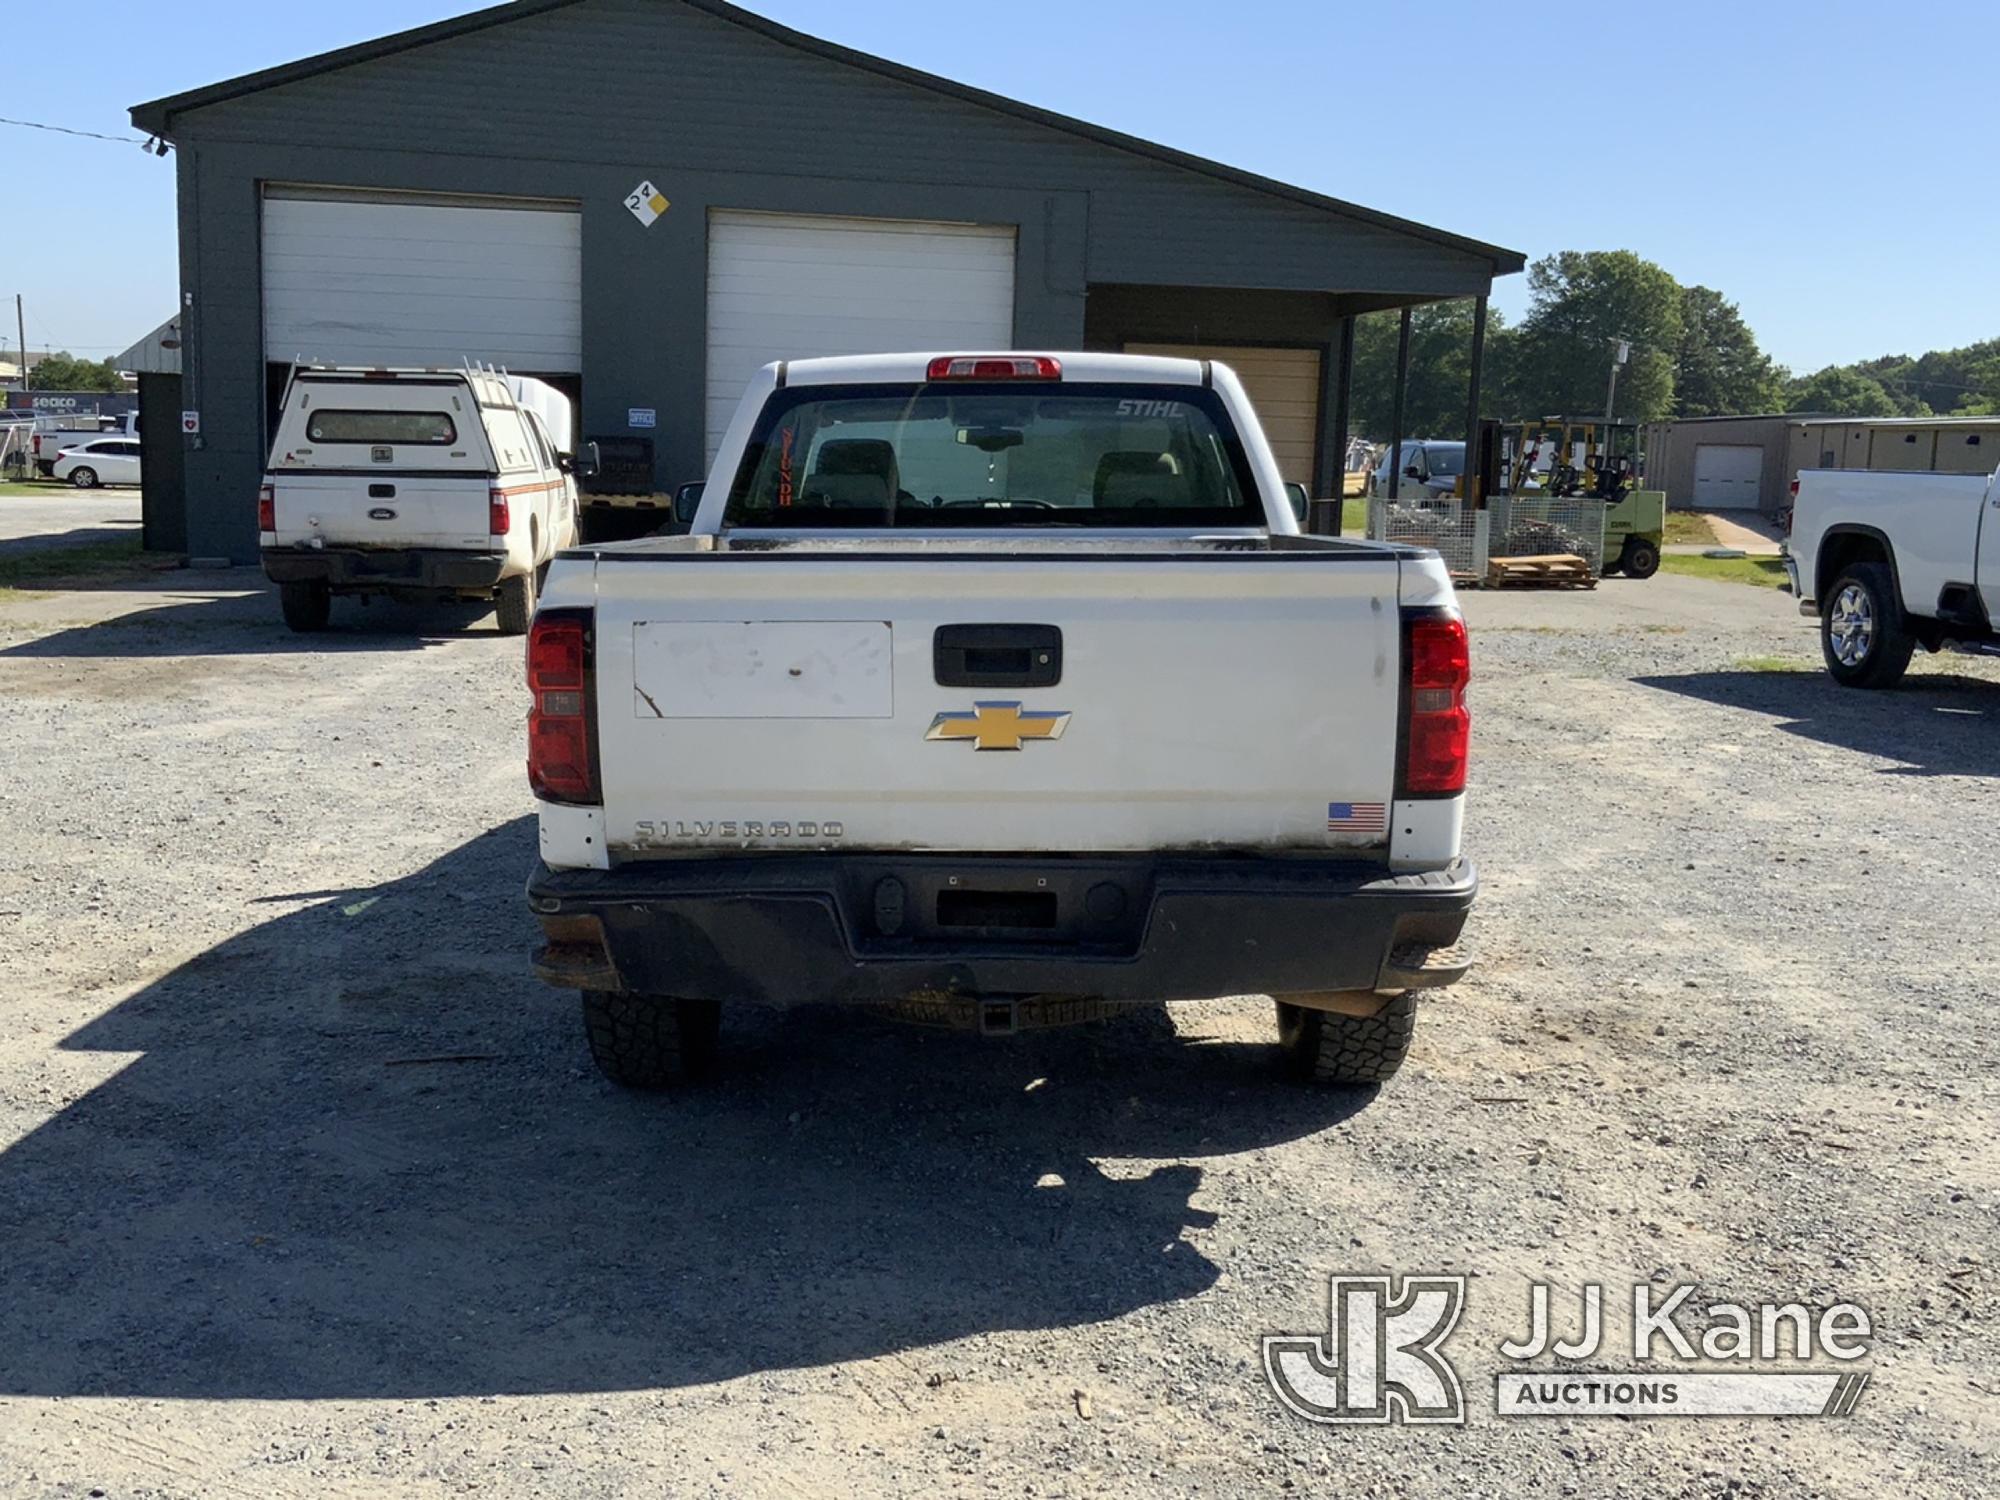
top-left (1787, 463), bottom-right (2000, 687)
top-left (524, 353), bottom-right (1475, 1090)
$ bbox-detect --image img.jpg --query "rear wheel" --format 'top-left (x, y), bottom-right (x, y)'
top-left (581, 991), bottom-right (721, 1089)
top-left (278, 578), bottom-right (331, 633)
top-left (494, 570), bottom-right (536, 636)
top-left (1275, 993), bottom-right (1417, 1086)
top-left (68, 467), bottom-right (99, 490)
top-left (1822, 561), bottom-right (1913, 689)
top-left (1619, 537), bottom-right (1661, 579)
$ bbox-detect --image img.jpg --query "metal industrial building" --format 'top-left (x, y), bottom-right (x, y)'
top-left (132, 0), bottom-right (1523, 561)
top-left (1642, 413), bottom-right (2000, 516)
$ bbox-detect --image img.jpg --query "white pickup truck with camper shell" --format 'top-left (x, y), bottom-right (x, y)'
top-left (259, 366), bottom-right (593, 634)
top-left (1786, 463), bottom-right (2000, 687)
top-left (522, 352), bottom-right (1477, 1091)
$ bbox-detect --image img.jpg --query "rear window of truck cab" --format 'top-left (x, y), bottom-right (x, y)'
top-left (304, 410), bottom-right (458, 446)
top-left (723, 383), bottom-right (1260, 528)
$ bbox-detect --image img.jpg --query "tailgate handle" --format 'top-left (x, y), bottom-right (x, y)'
top-left (934, 624), bottom-right (1062, 688)
top-left (368, 483), bottom-right (397, 499)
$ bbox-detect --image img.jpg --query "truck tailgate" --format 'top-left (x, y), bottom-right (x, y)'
top-left (268, 472), bottom-right (493, 550)
top-left (589, 552), bottom-right (1404, 855)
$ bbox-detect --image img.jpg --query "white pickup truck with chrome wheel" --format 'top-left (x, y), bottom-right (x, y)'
top-left (1787, 462), bottom-right (2000, 687)
top-left (523, 353), bottom-right (1475, 1089)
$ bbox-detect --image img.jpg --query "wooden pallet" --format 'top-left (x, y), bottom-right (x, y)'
top-left (1485, 553), bottom-right (1597, 589)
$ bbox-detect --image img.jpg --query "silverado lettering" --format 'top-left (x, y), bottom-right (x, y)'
top-left (631, 820), bottom-right (845, 843)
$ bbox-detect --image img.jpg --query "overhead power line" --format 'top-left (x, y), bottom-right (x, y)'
top-left (0, 116), bottom-right (166, 152)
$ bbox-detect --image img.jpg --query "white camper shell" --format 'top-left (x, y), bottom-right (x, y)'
top-left (259, 365), bottom-right (587, 634)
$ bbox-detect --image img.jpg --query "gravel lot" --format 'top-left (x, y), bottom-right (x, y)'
top-left (0, 564), bottom-right (1992, 1498)
top-left (0, 489), bottom-right (142, 556)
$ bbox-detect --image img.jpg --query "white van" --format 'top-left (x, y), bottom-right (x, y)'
top-left (259, 366), bottom-right (593, 634)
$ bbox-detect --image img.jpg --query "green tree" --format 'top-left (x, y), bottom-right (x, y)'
top-left (1673, 285), bottom-right (1783, 417)
top-left (1956, 348), bottom-right (2000, 415)
top-left (1348, 301), bottom-right (1510, 441)
top-left (1853, 338), bottom-right (1999, 414)
top-left (1503, 250), bottom-right (1682, 422)
top-left (27, 352), bottom-right (123, 393)
top-left (1785, 366), bottom-right (1902, 417)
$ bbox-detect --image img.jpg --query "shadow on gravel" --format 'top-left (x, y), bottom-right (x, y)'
top-left (1, 585), bottom-right (502, 658)
top-left (1635, 669), bottom-right (1997, 777)
top-left (0, 520), bottom-right (144, 559)
top-left (0, 817), bottom-right (1364, 1399)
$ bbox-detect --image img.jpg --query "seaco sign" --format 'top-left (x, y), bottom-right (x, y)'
top-left (4, 391), bottom-right (140, 419)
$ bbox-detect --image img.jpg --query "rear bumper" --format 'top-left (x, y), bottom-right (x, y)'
top-left (526, 852), bottom-right (1476, 1008)
top-left (261, 546), bottom-right (508, 591)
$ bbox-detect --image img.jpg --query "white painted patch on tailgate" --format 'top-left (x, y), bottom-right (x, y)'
top-left (632, 621), bottom-right (892, 719)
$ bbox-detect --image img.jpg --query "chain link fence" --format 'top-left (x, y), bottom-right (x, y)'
top-left (0, 418), bottom-right (33, 480)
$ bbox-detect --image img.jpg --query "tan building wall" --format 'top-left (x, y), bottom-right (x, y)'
top-left (1643, 415), bottom-right (2000, 514)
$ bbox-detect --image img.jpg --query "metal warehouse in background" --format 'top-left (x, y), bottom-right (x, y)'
top-left (132, 0), bottom-right (1523, 562)
top-left (1642, 413), bottom-right (2000, 517)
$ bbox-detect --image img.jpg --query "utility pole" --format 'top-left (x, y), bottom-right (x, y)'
top-left (1604, 337), bottom-right (1630, 422)
top-left (16, 295), bottom-right (28, 392)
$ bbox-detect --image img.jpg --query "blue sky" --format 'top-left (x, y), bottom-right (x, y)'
top-left (9, 0), bottom-right (1995, 374)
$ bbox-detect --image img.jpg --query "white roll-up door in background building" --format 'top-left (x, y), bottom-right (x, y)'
top-left (1691, 443), bottom-right (1764, 510)
top-left (262, 187), bottom-right (583, 371)
top-left (1125, 343), bottom-right (1322, 486)
top-left (705, 210), bottom-right (1018, 457)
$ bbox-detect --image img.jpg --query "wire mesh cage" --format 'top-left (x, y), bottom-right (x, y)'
top-left (1366, 496), bottom-right (1490, 578)
top-left (1487, 496), bottom-right (1607, 575)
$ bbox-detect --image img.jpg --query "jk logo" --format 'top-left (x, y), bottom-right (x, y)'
top-left (1263, 1274), bottom-right (1467, 1425)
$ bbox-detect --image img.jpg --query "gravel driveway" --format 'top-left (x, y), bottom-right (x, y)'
top-left (0, 568), bottom-right (1991, 1498)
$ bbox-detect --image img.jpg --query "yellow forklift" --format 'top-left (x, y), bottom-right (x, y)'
top-left (1499, 417), bottom-right (1666, 578)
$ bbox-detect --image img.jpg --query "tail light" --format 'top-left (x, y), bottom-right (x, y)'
top-left (490, 488), bottom-right (512, 537)
top-left (527, 609), bottom-right (597, 804)
top-left (926, 356), bottom-right (1062, 381)
top-left (257, 482), bottom-right (275, 533)
top-left (1400, 611), bottom-right (1470, 797)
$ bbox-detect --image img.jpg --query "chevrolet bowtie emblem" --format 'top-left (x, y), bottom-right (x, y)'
top-left (926, 701), bottom-right (1072, 752)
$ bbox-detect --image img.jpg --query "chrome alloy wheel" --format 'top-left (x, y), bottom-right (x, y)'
top-left (1827, 582), bottom-right (1876, 667)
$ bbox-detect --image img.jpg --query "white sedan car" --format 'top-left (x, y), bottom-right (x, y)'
top-left (51, 438), bottom-right (143, 489)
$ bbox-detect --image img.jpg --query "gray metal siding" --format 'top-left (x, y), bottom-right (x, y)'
top-left (176, 0), bottom-right (1492, 296)
top-left (161, 0), bottom-right (1498, 558)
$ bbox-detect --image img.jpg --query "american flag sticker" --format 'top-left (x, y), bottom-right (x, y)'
top-left (1327, 801), bottom-right (1388, 835)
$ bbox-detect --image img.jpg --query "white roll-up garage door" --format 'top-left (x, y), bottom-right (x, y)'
top-left (1125, 343), bottom-right (1322, 485)
top-left (1691, 443), bottom-right (1764, 509)
top-left (262, 187), bottom-right (583, 371)
top-left (705, 210), bottom-right (1017, 457)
